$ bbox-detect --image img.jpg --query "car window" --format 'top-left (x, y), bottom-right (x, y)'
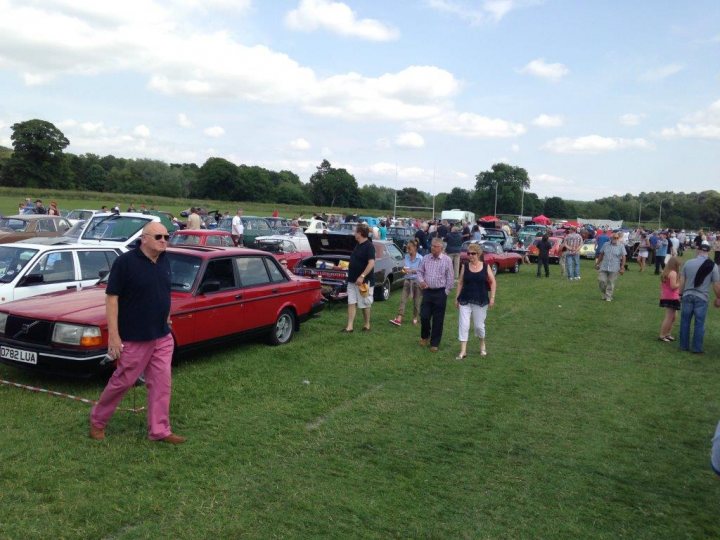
top-left (37, 219), bottom-right (57, 232)
top-left (265, 259), bottom-right (287, 283)
top-left (386, 243), bottom-right (403, 260)
top-left (168, 253), bottom-right (202, 291)
top-left (282, 240), bottom-right (295, 252)
top-left (0, 246), bottom-right (39, 283)
top-left (255, 219), bottom-right (270, 232)
top-left (0, 218), bottom-right (28, 232)
top-left (170, 234), bottom-right (201, 246)
top-left (235, 257), bottom-right (271, 287)
top-left (82, 215), bottom-right (151, 241)
top-left (26, 251), bottom-right (75, 283)
top-left (205, 235), bottom-right (224, 246)
top-left (200, 258), bottom-right (237, 291)
top-left (78, 250), bottom-right (118, 280)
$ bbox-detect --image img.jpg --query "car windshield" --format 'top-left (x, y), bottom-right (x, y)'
top-left (217, 217), bottom-right (232, 232)
top-left (167, 253), bottom-right (202, 291)
top-left (0, 246), bottom-right (39, 282)
top-left (0, 218), bottom-right (28, 232)
top-left (64, 220), bottom-right (86, 239)
top-left (82, 215), bottom-right (151, 242)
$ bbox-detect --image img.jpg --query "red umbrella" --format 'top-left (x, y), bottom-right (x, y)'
top-left (479, 215), bottom-right (499, 221)
top-left (562, 220), bottom-right (581, 228)
top-left (532, 215), bottom-right (551, 225)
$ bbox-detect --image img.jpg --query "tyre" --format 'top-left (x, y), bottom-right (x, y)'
top-left (491, 263), bottom-right (499, 275)
top-left (511, 261), bottom-right (519, 273)
top-left (375, 278), bottom-right (391, 301)
top-left (269, 308), bottom-right (295, 345)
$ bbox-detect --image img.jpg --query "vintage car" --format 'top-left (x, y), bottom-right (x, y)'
top-left (217, 216), bottom-right (272, 247)
top-left (579, 239), bottom-right (597, 259)
top-left (527, 236), bottom-right (564, 263)
top-left (459, 241), bottom-right (523, 274)
top-left (329, 222), bottom-right (358, 235)
top-left (265, 217), bottom-right (293, 235)
top-left (386, 226), bottom-right (417, 251)
top-left (293, 235), bottom-right (405, 301)
top-left (0, 243), bottom-right (123, 304)
top-left (77, 212), bottom-right (163, 250)
top-left (65, 209), bottom-right (98, 226)
top-left (254, 232), bottom-right (312, 271)
top-left (170, 230), bottom-right (234, 247)
top-left (482, 228), bottom-right (514, 251)
top-left (0, 246), bottom-right (325, 376)
top-left (0, 215), bottom-right (72, 243)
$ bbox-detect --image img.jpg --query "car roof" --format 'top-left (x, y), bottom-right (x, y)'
top-left (5, 214), bottom-right (67, 220)
top-left (2, 242), bottom-right (121, 252)
top-left (167, 246), bottom-right (272, 259)
top-left (173, 230), bottom-right (231, 236)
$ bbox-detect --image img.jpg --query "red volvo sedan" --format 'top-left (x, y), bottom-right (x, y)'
top-left (0, 246), bottom-right (325, 376)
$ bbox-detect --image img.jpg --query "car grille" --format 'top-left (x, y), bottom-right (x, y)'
top-left (5, 316), bottom-right (54, 345)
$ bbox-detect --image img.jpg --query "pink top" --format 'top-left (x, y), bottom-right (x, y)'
top-left (660, 275), bottom-right (680, 301)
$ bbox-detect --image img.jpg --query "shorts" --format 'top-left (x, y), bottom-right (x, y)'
top-left (347, 282), bottom-right (374, 308)
top-left (659, 299), bottom-right (680, 310)
top-left (638, 249), bottom-right (648, 258)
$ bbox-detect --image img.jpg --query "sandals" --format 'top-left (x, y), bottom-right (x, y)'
top-left (480, 347), bottom-right (487, 356)
top-left (389, 318), bottom-right (402, 326)
top-left (658, 336), bottom-right (672, 342)
top-left (455, 353), bottom-right (467, 360)
top-left (412, 318), bottom-right (418, 325)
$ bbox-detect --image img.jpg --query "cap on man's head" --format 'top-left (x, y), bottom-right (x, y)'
top-left (700, 240), bottom-right (711, 251)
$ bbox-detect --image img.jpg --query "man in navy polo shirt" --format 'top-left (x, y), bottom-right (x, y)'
top-left (90, 222), bottom-right (185, 444)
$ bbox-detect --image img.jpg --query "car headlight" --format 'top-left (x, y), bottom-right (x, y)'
top-left (52, 323), bottom-right (103, 347)
top-left (0, 312), bottom-right (7, 334)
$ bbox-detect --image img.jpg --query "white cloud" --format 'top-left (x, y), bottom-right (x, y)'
top-left (639, 63), bottom-right (683, 82)
top-left (420, 111), bottom-right (526, 138)
top-left (530, 172), bottom-right (606, 199)
top-left (133, 124), bottom-right (150, 138)
top-left (519, 58), bottom-right (569, 81)
top-left (659, 98), bottom-right (720, 140)
top-left (290, 137), bottom-right (311, 150)
top-left (543, 135), bottom-right (653, 154)
top-left (511, 143), bottom-right (520, 153)
top-left (320, 146), bottom-right (333, 156)
top-left (619, 113), bottom-right (643, 126)
top-left (177, 113), bottom-right (193, 128)
top-left (395, 131), bottom-right (425, 148)
top-left (426, 0), bottom-right (533, 24)
top-left (532, 114), bottom-right (563, 127)
top-left (533, 173), bottom-right (572, 186)
top-left (285, 0), bottom-right (399, 41)
top-left (204, 126), bottom-right (225, 138)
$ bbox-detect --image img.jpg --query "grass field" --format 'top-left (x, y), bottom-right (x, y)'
top-left (1, 258), bottom-right (719, 538)
top-left (0, 187), bottom-right (405, 222)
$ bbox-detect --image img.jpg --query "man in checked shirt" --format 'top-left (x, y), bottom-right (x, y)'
top-left (416, 237), bottom-right (455, 352)
top-left (562, 226), bottom-right (584, 280)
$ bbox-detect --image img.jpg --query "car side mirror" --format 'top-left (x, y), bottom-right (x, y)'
top-left (19, 273), bottom-right (44, 286)
top-left (98, 270), bottom-right (109, 279)
top-left (198, 280), bottom-right (221, 294)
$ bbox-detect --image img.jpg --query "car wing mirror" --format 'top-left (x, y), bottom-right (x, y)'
top-left (98, 270), bottom-right (109, 279)
top-left (19, 273), bottom-right (44, 286)
top-left (198, 279), bottom-right (221, 294)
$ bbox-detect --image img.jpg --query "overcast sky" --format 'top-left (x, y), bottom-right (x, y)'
top-left (0, 0), bottom-right (718, 200)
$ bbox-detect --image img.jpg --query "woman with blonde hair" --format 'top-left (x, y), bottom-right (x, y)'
top-left (454, 243), bottom-right (496, 359)
top-left (389, 239), bottom-right (423, 326)
top-left (658, 256), bottom-right (681, 341)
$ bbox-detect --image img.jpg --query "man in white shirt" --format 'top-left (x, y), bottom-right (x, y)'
top-left (231, 208), bottom-right (244, 247)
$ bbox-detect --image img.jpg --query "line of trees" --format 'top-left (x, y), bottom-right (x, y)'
top-left (0, 119), bottom-right (718, 229)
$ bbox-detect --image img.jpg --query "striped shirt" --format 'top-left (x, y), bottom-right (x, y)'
top-left (563, 233), bottom-right (583, 253)
top-left (417, 252), bottom-right (455, 295)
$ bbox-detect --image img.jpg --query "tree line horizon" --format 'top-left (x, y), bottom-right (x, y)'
top-left (0, 119), bottom-right (717, 230)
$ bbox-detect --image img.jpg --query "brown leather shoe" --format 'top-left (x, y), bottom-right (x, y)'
top-left (158, 433), bottom-right (186, 445)
top-left (89, 424), bottom-right (105, 441)
top-left (419, 338), bottom-right (429, 347)
top-left (429, 346), bottom-right (439, 353)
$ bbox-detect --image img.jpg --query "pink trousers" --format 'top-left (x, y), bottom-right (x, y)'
top-left (90, 333), bottom-right (175, 440)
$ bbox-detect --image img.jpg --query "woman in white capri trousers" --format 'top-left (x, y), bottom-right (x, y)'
top-left (454, 243), bottom-right (496, 359)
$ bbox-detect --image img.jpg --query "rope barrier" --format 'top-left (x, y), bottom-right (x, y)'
top-left (0, 378), bottom-right (146, 413)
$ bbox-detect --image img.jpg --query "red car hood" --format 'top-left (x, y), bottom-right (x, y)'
top-left (0, 286), bottom-right (109, 325)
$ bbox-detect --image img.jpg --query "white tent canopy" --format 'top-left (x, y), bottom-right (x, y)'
top-left (577, 218), bottom-right (624, 229)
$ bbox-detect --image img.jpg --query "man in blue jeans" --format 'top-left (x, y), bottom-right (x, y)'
top-left (678, 241), bottom-right (720, 353)
top-left (562, 227), bottom-right (583, 280)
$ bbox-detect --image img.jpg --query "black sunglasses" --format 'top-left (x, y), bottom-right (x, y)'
top-left (144, 234), bottom-right (170, 241)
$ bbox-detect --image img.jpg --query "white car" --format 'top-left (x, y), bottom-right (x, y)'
top-left (303, 219), bottom-right (328, 234)
top-left (0, 243), bottom-right (124, 304)
top-left (77, 212), bottom-right (161, 249)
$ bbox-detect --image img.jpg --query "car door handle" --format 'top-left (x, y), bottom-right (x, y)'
top-left (235, 294), bottom-right (243, 299)
top-left (271, 288), bottom-right (279, 294)
top-left (66, 285), bottom-right (78, 290)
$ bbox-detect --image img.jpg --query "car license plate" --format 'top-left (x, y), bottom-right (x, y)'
top-left (0, 345), bottom-right (37, 365)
